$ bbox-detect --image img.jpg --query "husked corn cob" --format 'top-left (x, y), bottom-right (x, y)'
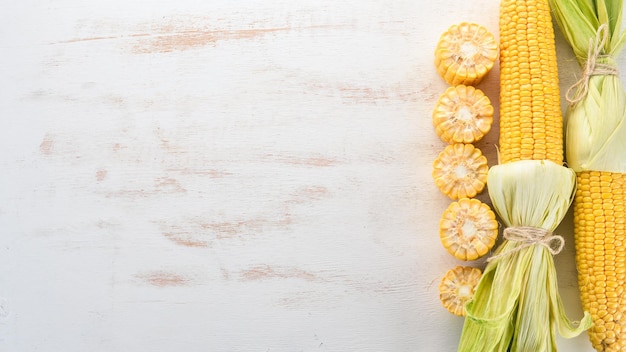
top-left (432, 85), bottom-right (494, 144)
top-left (575, 171), bottom-right (626, 351)
top-left (439, 266), bottom-right (482, 317)
top-left (440, 198), bottom-right (498, 261)
top-left (498, 0), bottom-right (563, 164)
top-left (435, 22), bottom-right (498, 86)
top-left (432, 143), bottom-right (488, 200)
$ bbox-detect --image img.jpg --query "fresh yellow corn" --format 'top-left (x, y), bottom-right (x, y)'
top-left (432, 143), bottom-right (488, 200)
top-left (574, 171), bottom-right (626, 351)
top-left (498, 0), bottom-right (563, 164)
top-left (439, 266), bottom-right (482, 317)
top-left (439, 198), bottom-right (498, 261)
top-left (434, 22), bottom-right (498, 86)
top-left (458, 0), bottom-right (592, 350)
top-left (432, 85), bottom-right (494, 144)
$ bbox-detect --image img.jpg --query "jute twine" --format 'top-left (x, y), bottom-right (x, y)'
top-left (487, 226), bottom-right (565, 262)
top-left (566, 24), bottom-right (620, 105)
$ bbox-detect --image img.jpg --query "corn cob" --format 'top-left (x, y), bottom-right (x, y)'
top-left (439, 266), bottom-right (482, 317)
top-left (458, 0), bottom-right (591, 350)
top-left (498, 0), bottom-right (563, 164)
top-left (548, 0), bottom-right (626, 350)
top-left (432, 85), bottom-right (494, 144)
top-left (575, 171), bottom-right (626, 351)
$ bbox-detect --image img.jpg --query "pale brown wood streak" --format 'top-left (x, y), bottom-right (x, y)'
top-left (136, 271), bottom-right (192, 287)
top-left (39, 134), bottom-right (55, 155)
top-left (56, 24), bottom-right (349, 54)
top-left (239, 264), bottom-right (318, 282)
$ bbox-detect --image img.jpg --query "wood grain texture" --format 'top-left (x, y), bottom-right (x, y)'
top-left (0, 0), bottom-right (617, 351)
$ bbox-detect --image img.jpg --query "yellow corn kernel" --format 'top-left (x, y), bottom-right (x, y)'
top-left (432, 85), bottom-right (494, 144)
top-left (439, 266), bottom-right (482, 316)
top-left (434, 22), bottom-right (498, 86)
top-left (432, 143), bottom-right (488, 199)
top-left (575, 170), bottom-right (626, 351)
top-left (498, 0), bottom-right (563, 165)
top-left (440, 198), bottom-right (498, 261)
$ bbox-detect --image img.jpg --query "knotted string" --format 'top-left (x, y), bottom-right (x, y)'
top-left (566, 24), bottom-right (620, 105)
top-left (487, 226), bottom-right (565, 262)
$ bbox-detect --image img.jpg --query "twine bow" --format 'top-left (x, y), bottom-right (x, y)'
top-left (487, 226), bottom-right (565, 262)
top-left (566, 24), bottom-right (620, 105)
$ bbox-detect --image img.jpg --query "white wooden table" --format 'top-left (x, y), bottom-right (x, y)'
top-left (0, 0), bottom-right (616, 350)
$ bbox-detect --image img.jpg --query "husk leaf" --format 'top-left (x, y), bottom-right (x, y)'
top-left (458, 160), bottom-right (592, 352)
top-left (549, 0), bottom-right (626, 173)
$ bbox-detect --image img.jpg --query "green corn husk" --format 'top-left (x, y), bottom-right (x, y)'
top-left (458, 161), bottom-right (592, 352)
top-left (548, 0), bottom-right (626, 174)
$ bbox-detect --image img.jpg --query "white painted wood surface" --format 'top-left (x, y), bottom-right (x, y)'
top-left (1, 0), bottom-right (622, 350)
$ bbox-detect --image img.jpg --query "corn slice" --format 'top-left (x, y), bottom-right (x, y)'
top-left (440, 198), bottom-right (498, 261)
top-left (439, 266), bottom-right (483, 316)
top-left (434, 22), bottom-right (498, 86)
top-left (433, 85), bottom-right (494, 144)
top-left (432, 143), bottom-right (488, 199)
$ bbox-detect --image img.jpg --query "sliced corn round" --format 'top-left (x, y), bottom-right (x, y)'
top-left (434, 22), bottom-right (498, 86)
top-left (439, 265), bottom-right (482, 316)
top-left (433, 85), bottom-right (494, 144)
top-left (440, 198), bottom-right (498, 261)
top-left (432, 143), bottom-right (488, 199)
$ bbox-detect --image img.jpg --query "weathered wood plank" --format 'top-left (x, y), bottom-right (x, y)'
top-left (0, 0), bottom-right (607, 350)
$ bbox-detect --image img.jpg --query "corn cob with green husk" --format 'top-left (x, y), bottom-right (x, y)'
top-left (548, 0), bottom-right (626, 350)
top-left (457, 0), bottom-right (592, 350)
